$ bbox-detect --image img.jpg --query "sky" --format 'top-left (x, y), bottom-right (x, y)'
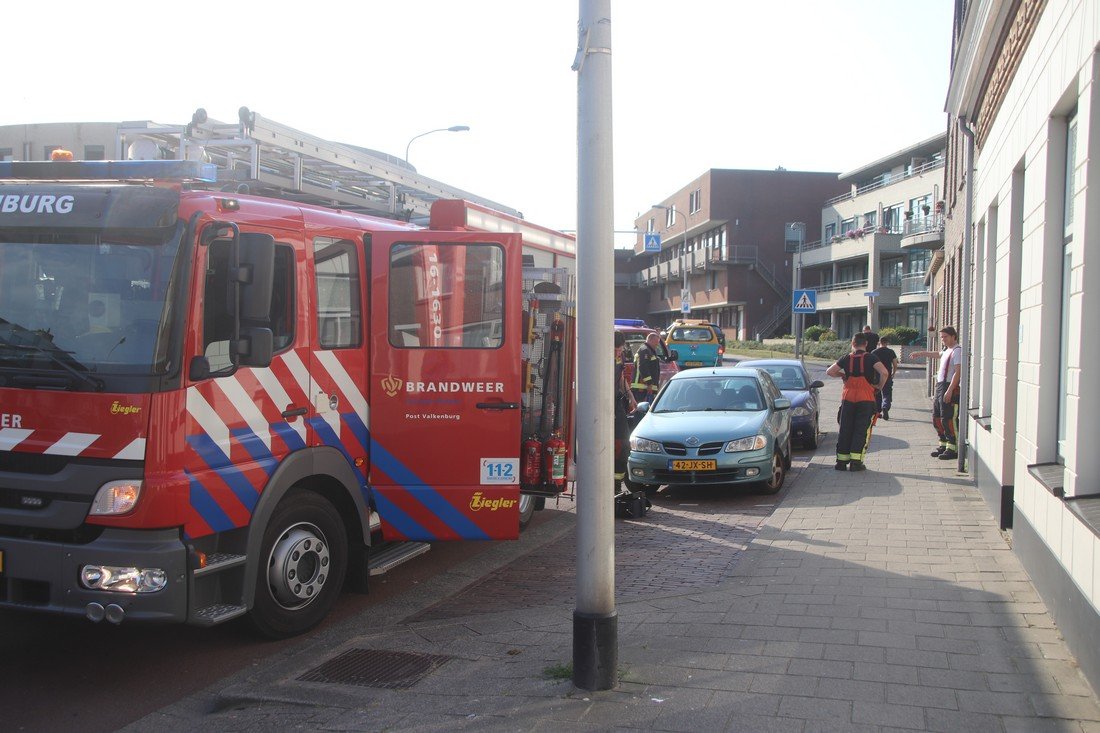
top-left (3, 1), bottom-right (953, 247)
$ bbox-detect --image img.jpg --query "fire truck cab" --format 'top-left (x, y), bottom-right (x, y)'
top-left (0, 160), bottom-right (572, 637)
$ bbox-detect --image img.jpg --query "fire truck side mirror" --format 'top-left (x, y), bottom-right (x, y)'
top-left (237, 327), bottom-right (273, 368)
top-left (237, 233), bottom-right (275, 322)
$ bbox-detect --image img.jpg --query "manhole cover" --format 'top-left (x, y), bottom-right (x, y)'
top-left (298, 648), bottom-right (453, 689)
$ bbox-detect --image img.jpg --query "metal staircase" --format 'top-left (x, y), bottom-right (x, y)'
top-left (115, 110), bottom-right (520, 222)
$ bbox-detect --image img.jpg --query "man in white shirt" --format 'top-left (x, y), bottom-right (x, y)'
top-left (910, 326), bottom-right (962, 460)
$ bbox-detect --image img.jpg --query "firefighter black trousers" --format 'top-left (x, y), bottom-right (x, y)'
top-left (836, 400), bottom-right (877, 462)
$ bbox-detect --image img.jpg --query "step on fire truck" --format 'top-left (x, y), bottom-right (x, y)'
top-left (0, 153), bottom-right (574, 637)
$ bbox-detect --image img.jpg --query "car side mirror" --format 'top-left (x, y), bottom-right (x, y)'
top-left (809, 380), bottom-right (824, 389)
top-left (634, 402), bottom-right (651, 417)
top-left (774, 397), bottom-right (792, 410)
top-left (668, 349), bottom-right (679, 362)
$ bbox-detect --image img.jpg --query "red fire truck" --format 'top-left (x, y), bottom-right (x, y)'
top-left (0, 160), bottom-right (574, 637)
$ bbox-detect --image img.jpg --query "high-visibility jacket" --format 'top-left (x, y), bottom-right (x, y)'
top-left (631, 344), bottom-right (660, 392)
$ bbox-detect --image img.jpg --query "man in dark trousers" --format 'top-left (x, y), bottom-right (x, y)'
top-left (631, 331), bottom-right (663, 404)
top-left (614, 331), bottom-right (637, 489)
top-left (827, 333), bottom-right (890, 471)
top-left (872, 335), bottom-right (899, 420)
top-left (910, 326), bottom-right (963, 460)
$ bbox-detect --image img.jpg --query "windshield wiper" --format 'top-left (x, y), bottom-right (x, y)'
top-left (0, 327), bottom-right (105, 391)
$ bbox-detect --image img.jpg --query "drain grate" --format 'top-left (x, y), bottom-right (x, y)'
top-left (298, 648), bottom-right (453, 689)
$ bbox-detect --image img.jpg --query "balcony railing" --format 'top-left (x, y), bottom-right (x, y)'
top-left (903, 213), bottom-right (944, 236)
top-left (901, 272), bottom-right (929, 295)
top-left (815, 278), bottom-right (869, 293)
top-left (825, 158), bottom-right (946, 206)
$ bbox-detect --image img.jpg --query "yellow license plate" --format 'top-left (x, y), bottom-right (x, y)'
top-left (683, 361), bottom-right (704, 367)
top-left (669, 459), bottom-right (716, 471)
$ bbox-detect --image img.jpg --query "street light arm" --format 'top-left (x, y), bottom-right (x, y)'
top-left (404, 125), bottom-right (471, 163)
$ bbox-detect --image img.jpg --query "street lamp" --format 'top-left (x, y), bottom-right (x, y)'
top-left (404, 125), bottom-right (470, 164)
top-left (787, 222), bottom-right (806, 359)
top-left (652, 204), bottom-right (690, 316)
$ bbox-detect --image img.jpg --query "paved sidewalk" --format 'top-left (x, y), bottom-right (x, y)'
top-left (128, 374), bottom-right (1099, 732)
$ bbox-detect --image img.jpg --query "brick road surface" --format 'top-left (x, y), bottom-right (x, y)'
top-left (125, 368), bottom-right (1100, 732)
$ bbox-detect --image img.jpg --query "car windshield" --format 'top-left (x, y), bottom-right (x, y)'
top-left (756, 365), bottom-right (807, 390)
top-left (0, 227), bottom-right (184, 385)
top-left (655, 376), bottom-right (763, 412)
top-left (670, 327), bottom-right (713, 342)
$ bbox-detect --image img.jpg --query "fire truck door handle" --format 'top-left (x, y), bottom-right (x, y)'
top-left (281, 406), bottom-right (308, 419)
top-left (476, 401), bottom-right (520, 410)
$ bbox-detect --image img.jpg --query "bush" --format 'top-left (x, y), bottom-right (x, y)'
top-left (803, 325), bottom-right (826, 342)
top-left (878, 326), bottom-right (920, 345)
top-left (801, 339), bottom-right (850, 361)
top-left (820, 329), bottom-right (837, 341)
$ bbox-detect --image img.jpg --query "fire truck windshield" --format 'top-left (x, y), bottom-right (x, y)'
top-left (0, 227), bottom-right (183, 388)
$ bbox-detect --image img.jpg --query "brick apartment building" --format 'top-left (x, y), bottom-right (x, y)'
top-left (622, 169), bottom-right (845, 340)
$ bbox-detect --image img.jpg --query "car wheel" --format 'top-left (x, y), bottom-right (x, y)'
top-left (804, 417), bottom-right (819, 450)
top-left (758, 450), bottom-right (786, 494)
top-left (518, 493), bottom-right (537, 529)
top-left (250, 491), bottom-right (347, 639)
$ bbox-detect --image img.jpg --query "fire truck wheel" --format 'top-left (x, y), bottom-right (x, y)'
top-left (518, 493), bottom-right (537, 529)
top-left (250, 491), bottom-right (348, 638)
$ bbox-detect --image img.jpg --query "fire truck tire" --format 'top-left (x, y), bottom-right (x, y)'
top-left (518, 494), bottom-right (537, 529)
top-left (250, 491), bottom-right (348, 639)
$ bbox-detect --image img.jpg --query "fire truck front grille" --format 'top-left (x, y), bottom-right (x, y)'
top-left (0, 452), bottom-right (71, 475)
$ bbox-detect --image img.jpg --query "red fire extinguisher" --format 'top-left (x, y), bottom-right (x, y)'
top-left (544, 428), bottom-right (567, 488)
top-left (522, 436), bottom-right (543, 486)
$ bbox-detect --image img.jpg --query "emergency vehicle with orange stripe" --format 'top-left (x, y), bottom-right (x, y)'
top-left (0, 159), bottom-right (574, 636)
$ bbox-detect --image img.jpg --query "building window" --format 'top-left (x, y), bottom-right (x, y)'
top-left (1057, 110), bottom-right (1077, 462)
top-left (707, 270), bottom-right (717, 290)
top-left (689, 189), bottom-right (702, 214)
top-left (863, 211), bottom-right (877, 228)
top-left (881, 259), bottom-right (904, 288)
top-left (665, 207), bottom-right (677, 228)
top-left (906, 305), bottom-right (927, 331)
top-left (909, 195), bottom-right (932, 219)
top-left (0, 147), bottom-right (12, 161)
top-left (83, 145), bottom-right (106, 161)
top-left (840, 218), bottom-right (856, 235)
top-left (883, 204), bottom-right (904, 233)
top-left (647, 217), bottom-right (655, 233)
top-left (824, 223), bottom-right (836, 242)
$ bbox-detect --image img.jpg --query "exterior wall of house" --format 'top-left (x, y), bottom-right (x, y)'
top-left (950, 0), bottom-right (1100, 692)
top-left (0, 123), bottom-right (120, 161)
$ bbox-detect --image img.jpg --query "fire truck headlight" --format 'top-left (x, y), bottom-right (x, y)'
top-left (79, 565), bottom-right (168, 593)
top-left (90, 481), bottom-right (143, 516)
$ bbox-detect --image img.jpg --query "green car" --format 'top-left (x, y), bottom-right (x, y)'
top-left (626, 366), bottom-right (792, 494)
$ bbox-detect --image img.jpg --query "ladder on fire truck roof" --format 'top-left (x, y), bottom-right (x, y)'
top-left (114, 110), bottom-right (521, 222)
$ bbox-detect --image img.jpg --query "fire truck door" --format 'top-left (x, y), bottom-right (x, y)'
top-left (369, 231), bottom-right (523, 541)
top-left (305, 237), bottom-right (370, 490)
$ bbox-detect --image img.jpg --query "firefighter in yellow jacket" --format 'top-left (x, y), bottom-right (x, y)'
top-left (631, 332), bottom-right (663, 403)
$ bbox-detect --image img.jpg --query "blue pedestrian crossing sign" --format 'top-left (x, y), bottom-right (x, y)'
top-left (643, 232), bottom-right (662, 252)
top-left (792, 289), bottom-right (817, 313)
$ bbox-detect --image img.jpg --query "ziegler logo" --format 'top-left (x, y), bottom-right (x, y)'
top-left (469, 492), bottom-right (517, 512)
top-left (380, 374), bottom-right (402, 398)
top-left (110, 401), bottom-right (141, 416)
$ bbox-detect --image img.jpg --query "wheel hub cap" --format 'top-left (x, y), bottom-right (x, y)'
top-left (267, 523), bottom-right (330, 609)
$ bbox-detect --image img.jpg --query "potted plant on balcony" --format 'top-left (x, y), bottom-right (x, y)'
top-left (921, 204), bottom-right (931, 216)
top-left (904, 210), bottom-right (913, 221)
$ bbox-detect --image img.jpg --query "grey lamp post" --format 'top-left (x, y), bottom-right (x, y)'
top-left (404, 125), bottom-right (470, 164)
top-left (653, 204), bottom-right (690, 316)
top-left (788, 222), bottom-right (805, 359)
